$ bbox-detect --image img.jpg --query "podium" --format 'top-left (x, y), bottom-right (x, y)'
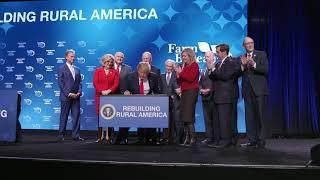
top-left (0, 90), bottom-right (18, 142)
top-left (99, 95), bottom-right (169, 128)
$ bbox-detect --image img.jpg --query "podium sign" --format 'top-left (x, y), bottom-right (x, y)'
top-left (0, 90), bottom-right (17, 142)
top-left (99, 95), bottom-right (168, 128)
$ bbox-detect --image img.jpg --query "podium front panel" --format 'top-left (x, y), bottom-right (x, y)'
top-left (0, 90), bottom-right (17, 142)
top-left (99, 95), bottom-right (168, 128)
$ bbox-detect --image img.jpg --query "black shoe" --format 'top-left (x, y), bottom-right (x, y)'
top-left (208, 142), bottom-right (232, 148)
top-left (73, 137), bottom-right (85, 141)
top-left (123, 138), bottom-right (129, 145)
top-left (200, 138), bottom-right (213, 144)
top-left (114, 138), bottom-right (121, 145)
top-left (57, 137), bottom-right (65, 142)
top-left (231, 137), bottom-right (238, 146)
top-left (134, 140), bottom-right (145, 145)
top-left (95, 138), bottom-right (103, 143)
top-left (240, 142), bottom-right (258, 148)
top-left (257, 141), bottom-right (266, 149)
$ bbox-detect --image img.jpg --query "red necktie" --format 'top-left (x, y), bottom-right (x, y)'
top-left (139, 79), bottom-right (144, 95)
top-left (116, 65), bottom-right (120, 73)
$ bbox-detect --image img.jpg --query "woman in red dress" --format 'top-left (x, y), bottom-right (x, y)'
top-left (93, 54), bottom-right (119, 143)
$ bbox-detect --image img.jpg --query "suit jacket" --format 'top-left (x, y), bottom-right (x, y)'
top-left (230, 57), bottom-right (241, 99)
top-left (58, 64), bottom-right (82, 102)
top-left (93, 67), bottom-right (119, 114)
top-left (117, 63), bottom-right (132, 94)
top-left (150, 65), bottom-right (161, 76)
top-left (241, 50), bottom-right (269, 97)
top-left (209, 57), bottom-right (237, 104)
top-left (125, 71), bottom-right (160, 95)
top-left (160, 72), bottom-right (179, 96)
top-left (199, 69), bottom-right (214, 101)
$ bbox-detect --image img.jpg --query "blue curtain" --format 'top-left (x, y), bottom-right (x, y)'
top-left (248, 0), bottom-right (320, 135)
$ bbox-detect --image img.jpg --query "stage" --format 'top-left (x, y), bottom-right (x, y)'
top-left (1, 131), bottom-right (319, 179)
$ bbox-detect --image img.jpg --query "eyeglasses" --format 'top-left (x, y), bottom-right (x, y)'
top-left (244, 42), bottom-right (254, 45)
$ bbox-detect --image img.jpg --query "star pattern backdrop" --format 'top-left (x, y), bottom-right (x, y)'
top-left (0, 0), bottom-right (247, 132)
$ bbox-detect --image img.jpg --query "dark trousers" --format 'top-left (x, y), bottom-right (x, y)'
top-left (172, 96), bottom-right (183, 144)
top-left (213, 103), bottom-right (232, 145)
top-left (244, 95), bottom-right (267, 144)
top-left (58, 100), bottom-right (80, 139)
top-left (202, 100), bottom-right (214, 141)
top-left (231, 98), bottom-right (238, 142)
top-left (137, 128), bottom-right (157, 142)
top-left (117, 128), bottom-right (129, 140)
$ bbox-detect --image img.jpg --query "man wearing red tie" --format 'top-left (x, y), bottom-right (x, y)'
top-left (114, 52), bottom-right (132, 144)
top-left (239, 37), bottom-right (269, 148)
top-left (124, 62), bottom-right (160, 144)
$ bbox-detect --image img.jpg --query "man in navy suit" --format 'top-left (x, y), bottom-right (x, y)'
top-left (208, 44), bottom-right (238, 148)
top-left (124, 62), bottom-right (160, 144)
top-left (57, 49), bottom-right (83, 141)
top-left (239, 37), bottom-right (269, 148)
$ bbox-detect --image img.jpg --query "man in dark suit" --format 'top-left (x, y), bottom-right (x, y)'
top-left (114, 52), bottom-right (132, 144)
top-left (160, 59), bottom-right (182, 144)
top-left (141, 51), bottom-right (162, 90)
top-left (57, 49), bottom-right (83, 141)
top-left (239, 37), bottom-right (269, 148)
top-left (124, 62), bottom-right (160, 144)
top-left (208, 44), bottom-right (238, 148)
top-left (141, 51), bottom-right (160, 76)
top-left (199, 51), bottom-right (215, 145)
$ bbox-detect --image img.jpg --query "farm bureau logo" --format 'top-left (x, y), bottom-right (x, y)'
top-left (100, 104), bottom-right (116, 120)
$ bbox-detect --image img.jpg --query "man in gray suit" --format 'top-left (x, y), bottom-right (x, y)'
top-left (160, 59), bottom-right (182, 144)
top-left (199, 51), bottom-right (215, 145)
top-left (57, 49), bottom-right (83, 141)
top-left (114, 51), bottom-right (132, 144)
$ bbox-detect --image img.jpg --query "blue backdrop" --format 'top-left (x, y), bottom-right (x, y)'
top-left (0, 0), bottom-right (247, 132)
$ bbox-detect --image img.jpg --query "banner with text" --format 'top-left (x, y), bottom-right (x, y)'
top-left (99, 95), bottom-right (168, 128)
top-left (0, 0), bottom-right (247, 132)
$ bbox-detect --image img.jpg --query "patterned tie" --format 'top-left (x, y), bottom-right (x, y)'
top-left (70, 65), bottom-right (75, 80)
top-left (166, 73), bottom-right (170, 85)
top-left (139, 79), bottom-right (144, 95)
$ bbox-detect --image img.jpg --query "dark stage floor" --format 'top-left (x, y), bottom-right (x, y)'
top-left (1, 131), bottom-right (319, 168)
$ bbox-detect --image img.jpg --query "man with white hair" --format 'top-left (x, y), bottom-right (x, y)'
top-left (160, 59), bottom-right (182, 144)
top-left (199, 51), bottom-right (215, 145)
top-left (141, 51), bottom-right (160, 76)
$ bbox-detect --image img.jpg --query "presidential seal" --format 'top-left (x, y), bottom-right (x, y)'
top-left (100, 104), bottom-right (116, 120)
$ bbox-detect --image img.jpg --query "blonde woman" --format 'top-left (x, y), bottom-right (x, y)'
top-left (93, 54), bottom-right (119, 143)
top-left (175, 48), bottom-right (199, 146)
